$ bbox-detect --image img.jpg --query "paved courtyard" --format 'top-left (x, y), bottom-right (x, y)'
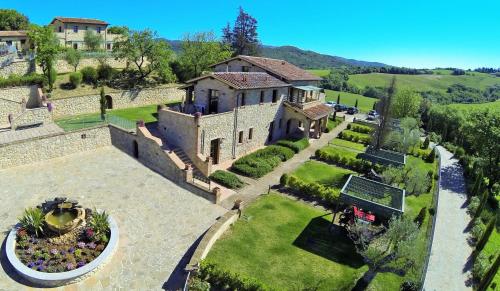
top-left (0, 147), bottom-right (227, 290)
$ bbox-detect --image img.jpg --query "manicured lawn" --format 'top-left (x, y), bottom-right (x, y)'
top-left (322, 145), bottom-right (360, 160)
top-left (55, 103), bottom-right (168, 131)
top-left (342, 129), bottom-right (371, 140)
top-left (325, 89), bottom-right (377, 113)
top-left (292, 160), bottom-right (354, 188)
top-left (207, 194), bottom-right (367, 290)
top-left (327, 117), bottom-right (342, 131)
top-left (481, 229), bottom-right (500, 290)
top-left (330, 138), bottom-right (367, 151)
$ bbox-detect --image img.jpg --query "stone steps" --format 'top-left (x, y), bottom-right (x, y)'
top-left (171, 148), bottom-right (205, 178)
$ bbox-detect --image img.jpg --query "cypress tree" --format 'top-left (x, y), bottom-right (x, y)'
top-left (477, 254), bottom-right (500, 291)
top-left (354, 99), bottom-right (358, 108)
top-left (100, 87), bottom-right (107, 120)
top-left (475, 216), bottom-right (496, 254)
top-left (337, 94), bottom-right (340, 104)
top-left (473, 190), bottom-right (489, 222)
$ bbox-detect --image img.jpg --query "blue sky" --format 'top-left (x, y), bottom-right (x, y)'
top-left (4, 0), bottom-right (500, 69)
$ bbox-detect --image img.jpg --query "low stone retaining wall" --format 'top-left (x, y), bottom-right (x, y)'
top-left (50, 86), bottom-right (184, 118)
top-left (11, 107), bottom-right (51, 129)
top-left (185, 210), bottom-right (240, 271)
top-left (0, 125), bottom-right (111, 169)
top-left (0, 85), bottom-right (41, 121)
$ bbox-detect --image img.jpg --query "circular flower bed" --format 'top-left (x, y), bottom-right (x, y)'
top-left (6, 197), bottom-right (118, 287)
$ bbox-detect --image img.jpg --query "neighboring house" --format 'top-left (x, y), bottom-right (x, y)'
top-left (157, 56), bottom-right (331, 176)
top-left (0, 31), bottom-right (30, 54)
top-left (49, 17), bottom-right (119, 51)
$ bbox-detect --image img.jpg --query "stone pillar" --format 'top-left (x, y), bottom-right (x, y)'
top-left (205, 156), bottom-right (213, 176)
top-left (314, 120), bottom-right (320, 138)
top-left (184, 164), bottom-right (193, 182)
top-left (213, 187), bottom-right (222, 204)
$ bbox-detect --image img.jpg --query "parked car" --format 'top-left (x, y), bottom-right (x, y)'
top-left (334, 104), bottom-right (348, 112)
top-left (325, 101), bottom-right (336, 108)
top-left (347, 107), bottom-right (359, 114)
top-left (367, 110), bottom-right (379, 120)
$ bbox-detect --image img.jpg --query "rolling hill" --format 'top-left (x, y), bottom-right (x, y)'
top-left (164, 39), bottom-right (388, 69)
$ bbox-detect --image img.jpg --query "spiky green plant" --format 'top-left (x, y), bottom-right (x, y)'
top-left (19, 208), bottom-right (45, 237)
top-left (89, 209), bottom-right (110, 239)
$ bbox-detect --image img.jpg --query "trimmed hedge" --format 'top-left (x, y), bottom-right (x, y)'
top-left (232, 145), bottom-right (294, 178)
top-left (315, 148), bottom-right (372, 173)
top-left (209, 170), bottom-right (244, 189)
top-left (276, 138), bottom-right (309, 153)
top-left (0, 73), bottom-right (44, 88)
top-left (81, 66), bottom-right (98, 84)
top-left (284, 175), bottom-right (340, 204)
top-left (338, 130), bottom-right (372, 144)
top-left (197, 261), bottom-right (273, 291)
top-left (347, 123), bottom-right (373, 134)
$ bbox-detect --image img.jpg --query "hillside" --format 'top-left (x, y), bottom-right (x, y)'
top-left (164, 39), bottom-right (387, 69)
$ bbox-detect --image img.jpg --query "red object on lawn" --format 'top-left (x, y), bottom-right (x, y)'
top-left (353, 207), bottom-right (376, 222)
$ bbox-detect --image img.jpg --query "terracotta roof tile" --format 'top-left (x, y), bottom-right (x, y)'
top-left (186, 72), bottom-right (290, 90)
top-left (50, 17), bottom-right (108, 25)
top-left (302, 103), bottom-right (332, 119)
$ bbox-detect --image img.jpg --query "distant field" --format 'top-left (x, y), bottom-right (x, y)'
top-left (325, 90), bottom-right (377, 113)
top-left (446, 100), bottom-right (500, 112)
top-left (348, 72), bottom-right (500, 92)
top-left (307, 69), bottom-right (500, 93)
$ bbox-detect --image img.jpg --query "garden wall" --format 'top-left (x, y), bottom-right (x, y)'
top-left (0, 59), bottom-right (33, 78)
top-left (50, 86), bottom-right (185, 118)
top-left (0, 85), bottom-right (41, 123)
top-left (0, 125), bottom-right (111, 169)
top-left (11, 107), bottom-right (51, 129)
top-left (185, 210), bottom-right (240, 271)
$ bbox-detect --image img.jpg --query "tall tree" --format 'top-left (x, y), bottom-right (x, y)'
top-left (372, 77), bottom-right (396, 149)
top-left (99, 87), bottom-right (107, 120)
top-left (222, 7), bottom-right (260, 56)
top-left (391, 89), bottom-right (423, 118)
top-left (0, 9), bottom-right (29, 31)
top-left (84, 30), bottom-right (103, 51)
top-left (465, 110), bottom-right (500, 189)
top-left (107, 26), bottom-right (129, 36)
top-left (179, 31), bottom-right (233, 80)
top-left (349, 216), bottom-right (419, 290)
top-left (113, 29), bottom-right (175, 84)
top-left (64, 48), bottom-right (82, 71)
top-left (27, 25), bottom-right (59, 91)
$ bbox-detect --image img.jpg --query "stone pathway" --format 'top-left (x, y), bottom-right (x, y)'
top-left (220, 115), bottom-right (353, 210)
top-left (0, 123), bottom-right (64, 145)
top-left (0, 147), bottom-right (226, 291)
top-left (423, 145), bottom-right (472, 291)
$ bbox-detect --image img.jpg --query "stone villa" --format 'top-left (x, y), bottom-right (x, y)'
top-left (158, 55), bottom-right (332, 175)
top-left (0, 31), bottom-right (30, 54)
top-left (50, 17), bottom-right (119, 51)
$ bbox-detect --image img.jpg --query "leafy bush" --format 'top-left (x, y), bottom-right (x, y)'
top-left (232, 146), bottom-right (294, 178)
top-left (414, 207), bottom-right (427, 228)
top-left (473, 252), bottom-right (490, 280)
top-left (97, 64), bottom-right (115, 81)
top-left (209, 170), bottom-right (244, 189)
top-left (468, 196), bottom-right (481, 215)
top-left (280, 173), bottom-right (289, 186)
top-left (19, 208), bottom-right (45, 237)
top-left (189, 276), bottom-right (210, 291)
top-left (89, 210), bottom-right (110, 241)
top-left (347, 123), bottom-right (373, 134)
top-left (69, 71), bottom-right (82, 88)
top-left (285, 175), bottom-right (340, 204)
top-left (339, 130), bottom-right (372, 144)
top-left (471, 220), bottom-right (485, 242)
top-left (426, 147), bottom-right (436, 163)
top-left (276, 138), bottom-right (309, 153)
top-left (422, 137), bottom-right (430, 149)
top-left (81, 66), bottom-right (98, 84)
top-left (315, 148), bottom-right (371, 173)
top-left (198, 261), bottom-right (271, 291)
top-left (0, 73), bottom-right (45, 88)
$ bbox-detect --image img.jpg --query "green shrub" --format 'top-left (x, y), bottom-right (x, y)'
top-left (349, 124), bottom-right (373, 134)
top-left (426, 147), bottom-right (436, 163)
top-left (97, 64), bottom-right (115, 81)
top-left (339, 130), bottom-right (371, 144)
top-left (468, 196), bottom-right (480, 215)
top-left (285, 175), bottom-right (340, 204)
top-left (0, 73), bottom-right (45, 88)
top-left (89, 209), bottom-right (110, 241)
top-left (473, 252), bottom-right (490, 280)
top-left (232, 145), bottom-right (294, 178)
top-left (414, 207), bottom-right (427, 228)
top-left (471, 220), bottom-right (485, 242)
top-left (198, 261), bottom-right (271, 291)
top-left (81, 66), bottom-right (98, 84)
top-left (209, 170), bottom-right (244, 189)
top-left (280, 173), bottom-right (289, 186)
top-left (316, 148), bottom-right (370, 173)
top-left (422, 137), bottom-right (430, 149)
top-left (19, 208), bottom-right (45, 237)
top-left (69, 71), bottom-right (82, 87)
top-left (276, 138), bottom-right (309, 153)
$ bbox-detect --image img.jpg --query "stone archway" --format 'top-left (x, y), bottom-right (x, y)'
top-left (105, 95), bottom-right (113, 109)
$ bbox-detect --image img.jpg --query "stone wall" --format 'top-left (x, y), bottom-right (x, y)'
top-left (0, 85), bottom-right (41, 123)
top-left (0, 59), bottom-right (32, 78)
top-left (50, 86), bottom-right (184, 118)
top-left (11, 107), bottom-right (51, 129)
top-left (109, 124), bottom-right (137, 156)
top-left (0, 126), bottom-right (111, 169)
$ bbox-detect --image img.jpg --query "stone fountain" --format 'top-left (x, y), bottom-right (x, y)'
top-left (43, 198), bottom-right (86, 235)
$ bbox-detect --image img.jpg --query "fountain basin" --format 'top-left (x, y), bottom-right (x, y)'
top-left (6, 215), bottom-right (119, 287)
top-left (45, 208), bottom-right (85, 234)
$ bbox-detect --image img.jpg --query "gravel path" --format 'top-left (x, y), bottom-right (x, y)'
top-left (424, 145), bottom-right (472, 291)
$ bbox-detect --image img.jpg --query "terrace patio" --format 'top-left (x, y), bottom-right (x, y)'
top-left (0, 147), bottom-right (226, 290)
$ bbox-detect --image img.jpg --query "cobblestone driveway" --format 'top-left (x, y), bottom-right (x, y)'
top-left (0, 147), bottom-right (227, 290)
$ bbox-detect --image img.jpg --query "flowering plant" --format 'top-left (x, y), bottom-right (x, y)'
top-left (66, 263), bottom-right (75, 271)
top-left (77, 242), bottom-right (86, 249)
top-left (50, 249), bottom-right (59, 255)
top-left (84, 228), bottom-right (95, 240)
